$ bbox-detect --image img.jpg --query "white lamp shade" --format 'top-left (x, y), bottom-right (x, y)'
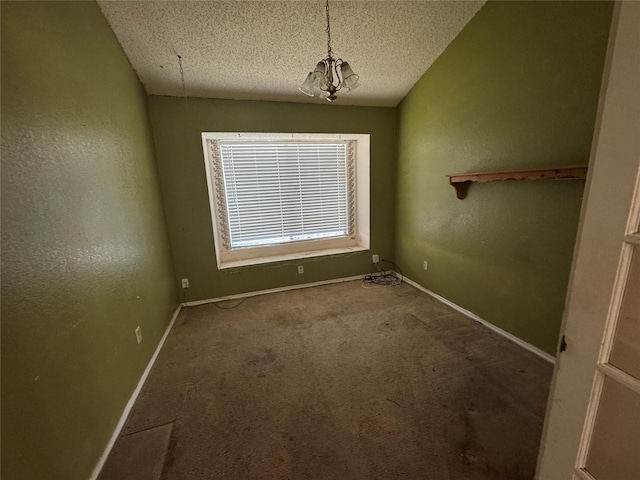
top-left (340, 62), bottom-right (360, 91)
top-left (311, 62), bottom-right (329, 90)
top-left (313, 61), bottom-right (326, 75)
top-left (299, 72), bottom-right (316, 96)
top-left (300, 61), bottom-right (331, 97)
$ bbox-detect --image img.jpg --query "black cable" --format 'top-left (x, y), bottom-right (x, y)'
top-left (362, 258), bottom-right (402, 288)
top-left (181, 286), bottom-right (188, 305)
top-left (381, 259), bottom-right (403, 284)
top-left (213, 297), bottom-right (248, 309)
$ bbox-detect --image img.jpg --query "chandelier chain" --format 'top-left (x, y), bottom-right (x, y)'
top-left (325, 0), bottom-right (333, 59)
top-left (177, 54), bottom-right (188, 105)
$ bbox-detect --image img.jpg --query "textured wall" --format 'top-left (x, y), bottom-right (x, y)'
top-left (148, 96), bottom-right (396, 301)
top-left (1, 2), bottom-right (177, 479)
top-left (395, 1), bottom-right (613, 355)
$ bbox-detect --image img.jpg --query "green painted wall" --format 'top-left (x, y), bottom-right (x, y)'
top-left (148, 96), bottom-right (396, 301)
top-left (0, 1), bottom-right (614, 477)
top-left (1, 2), bottom-right (177, 479)
top-left (395, 1), bottom-right (613, 355)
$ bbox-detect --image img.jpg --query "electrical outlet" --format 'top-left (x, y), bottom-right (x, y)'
top-left (298, 265), bottom-right (304, 274)
top-left (423, 260), bottom-right (428, 271)
top-left (372, 254), bottom-right (379, 264)
top-left (181, 278), bottom-right (189, 289)
top-left (135, 326), bottom-right (142, 344)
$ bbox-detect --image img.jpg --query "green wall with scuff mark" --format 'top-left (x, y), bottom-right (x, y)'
top-left (1, 2), bottom-right (177, 479)
top-left (395, 0), bottom-right (614, 355)
top-left (147, 96), bottom-right (396, 301)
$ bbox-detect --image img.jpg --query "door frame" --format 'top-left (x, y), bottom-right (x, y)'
top-left (536, 2), bottom-right (640, 479)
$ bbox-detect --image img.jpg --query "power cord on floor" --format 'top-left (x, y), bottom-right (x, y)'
top-left (213, 297), bottom-right (249, 309)
top-left (362, 259), bottom-right (403, 288)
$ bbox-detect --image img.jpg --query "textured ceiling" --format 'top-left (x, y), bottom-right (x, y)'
top-left (97, 1), bottom-right (485, 107)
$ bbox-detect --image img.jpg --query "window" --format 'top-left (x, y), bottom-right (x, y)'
top-left (202, 133), bottom-right (370, 269)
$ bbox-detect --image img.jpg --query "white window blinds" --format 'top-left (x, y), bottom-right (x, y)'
top-left (210, 140), bottom-right (355, 249)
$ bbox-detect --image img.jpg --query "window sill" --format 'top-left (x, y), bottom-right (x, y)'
top-left (218, 245), bottom-right (369, 270)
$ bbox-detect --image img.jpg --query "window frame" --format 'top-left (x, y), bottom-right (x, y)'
top-left (202, 132), bottom-right (370, 269)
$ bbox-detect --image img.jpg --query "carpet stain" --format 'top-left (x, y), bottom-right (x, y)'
top-left (99, 280), bottom-right (553, 480)
top-left (246, 347), bottom-right (278, 366)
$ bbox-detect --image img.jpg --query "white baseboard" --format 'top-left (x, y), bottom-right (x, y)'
top-left (183, 274), bottom-right (366, 307)
top-left (401, 276), bottom-right (556, 364)
top-left (89, 303), bottom-right (183, 480)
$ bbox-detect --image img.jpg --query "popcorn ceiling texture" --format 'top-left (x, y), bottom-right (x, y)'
top-left (97, 1), bottom-right (485, 107)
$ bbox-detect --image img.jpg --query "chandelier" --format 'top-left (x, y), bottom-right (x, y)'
top-left (299, 0), bottom-right (360, 102)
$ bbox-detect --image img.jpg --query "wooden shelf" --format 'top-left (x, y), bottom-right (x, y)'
top-left (447, 165), bottom-right (588, 199)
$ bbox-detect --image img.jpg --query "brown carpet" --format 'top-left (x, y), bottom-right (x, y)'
top-left (99, 279), bottom-right (553, 480)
